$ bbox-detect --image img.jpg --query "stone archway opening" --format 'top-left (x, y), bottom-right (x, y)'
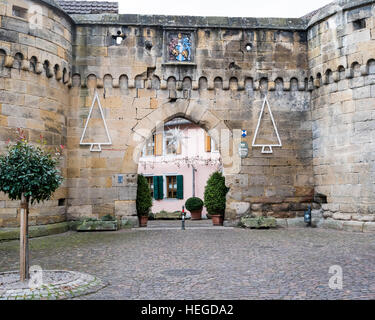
top-left (116, 100), bottom-right (243, 224)
top-left (137, 116), bottom-right (223, 220)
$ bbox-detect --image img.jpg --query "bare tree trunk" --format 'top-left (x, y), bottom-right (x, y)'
top-left (20, 193), bottom-right (29, 281)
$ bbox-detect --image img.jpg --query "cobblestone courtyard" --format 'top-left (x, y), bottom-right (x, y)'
top-left (1, 222), bottom-right (375, 300)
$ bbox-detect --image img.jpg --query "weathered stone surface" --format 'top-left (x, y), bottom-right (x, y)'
top-left (229, 202), bottom-right (250, 216)
top-left (0, 222), bottom-right (69, 241)
top-left (342, 221), bottom-right (365, 233)
top-left (286, 218), bottom-right (306, 228)
top-left (76, 220), bottom-right (118, 231)
top-left (275, 219), bottom-right (288, 228)
top-left (115, 200), bottom-right (136, 217)
top-left (240, 216), bottom-right (277, 229)
top-left (319, 219), bottom-right (344, 231)
top-left (363, 222), bottom-right (375, 233)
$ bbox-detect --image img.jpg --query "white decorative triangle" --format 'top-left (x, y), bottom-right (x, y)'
top-left (80, 91), bottom-right (112, 152)
top-left (252, 95), bottom-right (282, 154)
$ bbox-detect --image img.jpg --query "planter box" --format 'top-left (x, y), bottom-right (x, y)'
top-left (153, 212), bottom-right (188, 220)
top-left (0, 222), bottom-right (69, 241)
top-left (76, 220), bottom-right (118, 231)
top-left (241, 217), bottom-right (277, 229)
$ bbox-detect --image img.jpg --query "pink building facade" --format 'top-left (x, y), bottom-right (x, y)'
top-left (138, 118), bottom-right (222, 217)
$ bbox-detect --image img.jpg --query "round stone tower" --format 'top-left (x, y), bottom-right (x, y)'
top-left (0, 0), bottom-right (73, 227)
top-left (306, 0), bottom-right (375, 231)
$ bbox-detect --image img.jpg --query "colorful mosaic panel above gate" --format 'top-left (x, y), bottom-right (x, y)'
top-left (167, 32), bottom-right (193, 62)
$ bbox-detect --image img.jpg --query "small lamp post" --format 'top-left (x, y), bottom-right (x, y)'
top-left (181, 205), bottom-right (186, 230)
top-left (304, 205), bottom-right (312, 227)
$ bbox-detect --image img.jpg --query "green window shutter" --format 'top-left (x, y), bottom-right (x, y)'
top-left (153, 176), bottom-right (164, 200)
top-left (158, 176), bottom-right (164, 200)
top-left (177, 175), bottom-right (183, 199)
top-left (153, 176), bottom-right (159, 200)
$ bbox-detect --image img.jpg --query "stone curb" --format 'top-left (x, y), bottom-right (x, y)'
top-left (0, 271), bottom-right (107, 300)
top-left (0, 222), bottom-right (69, 241)
top-left (136, 226), bottom-right (234, 231)
top-left (275, 218), bottom-right (375, 233)
top-left (0, 218), bottom-right (137, 241)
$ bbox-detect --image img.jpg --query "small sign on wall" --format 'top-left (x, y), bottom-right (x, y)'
top-left (239, 142), bottom-right (249, 159)
top-left (118, 175), bottom-right (123, 184)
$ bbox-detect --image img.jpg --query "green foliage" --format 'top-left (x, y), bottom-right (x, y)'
top-left (0, 131), bottom-right (63, 204)
top-left (101, 214), bottom-right (115, 221)
top-left (185, 197), bottom-right (204, 211)
top-left (83, 218), bottom-right (98, 222)
top-left (136, 174), bottom-right (153, 216)
top-left (204, 171), bottom-right (229, 216)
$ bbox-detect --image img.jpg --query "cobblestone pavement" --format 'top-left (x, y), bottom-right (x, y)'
top-left (0, 222), bottom-right (374, 300)
top-left (0, 270), bottom-right (106, 300)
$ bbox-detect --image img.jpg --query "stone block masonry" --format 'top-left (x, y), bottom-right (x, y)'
top-left (0, 0), bottom-right (374, 231)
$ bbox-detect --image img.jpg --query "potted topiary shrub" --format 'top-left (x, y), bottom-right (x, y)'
top-left (136, 174), bottom-right (153, 227)
top-left (204, 171), bottom-right (229, 226)
top-left (185, 197), bottom-right (204, 220)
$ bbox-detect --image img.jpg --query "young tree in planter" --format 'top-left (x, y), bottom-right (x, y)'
top-left (136, 175), bottom-right (153, 223)
top-left (204, 171), bottom-right (229, 224)
top-left (0, 129), bottom-right (64, 281)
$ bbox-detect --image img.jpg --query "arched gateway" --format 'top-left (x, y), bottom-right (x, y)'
top-left (118, 99), bottom-right (242, 222)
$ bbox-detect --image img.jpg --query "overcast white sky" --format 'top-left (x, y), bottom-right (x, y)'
top-left (112, 0), bottom-right (333, 18)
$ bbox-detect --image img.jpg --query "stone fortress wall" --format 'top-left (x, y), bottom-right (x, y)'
top-left (307, 0), bottom-right (375, 230)
top-left (67, 18), bottom-right (313, 224)
top-left (0, 0), bottom-right (374, 232)
top-left (0, 0), bottom-right (73, 227)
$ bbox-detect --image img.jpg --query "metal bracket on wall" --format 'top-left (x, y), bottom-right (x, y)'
top-left (80, 90), bottom-right (112, 152)
top-left (252, 95), bottom-right (282, 154)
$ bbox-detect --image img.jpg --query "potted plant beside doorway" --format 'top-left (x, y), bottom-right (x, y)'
top-left (185, 197), bottom-right (204, 220)
top-left (204, 171), bottom-right (229, 226)
top-left (136, 174), bottom-right (153, 227)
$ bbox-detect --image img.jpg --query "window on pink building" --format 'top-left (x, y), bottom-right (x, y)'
top-left (166, 176), bottom-right (177, 198)
top-left (145, 176), bottom-right (154, 198)
top-left (165, 130), bottom-right (181, 155)
top-left (144, 134), bottom-right (155, 156)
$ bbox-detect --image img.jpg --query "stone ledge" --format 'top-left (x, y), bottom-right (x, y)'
top-left (0, 222), bottom-right (69, 241)
top-left (343, 221), bottom-right (364, 233)
top-left (363, 222), bottom-right (375, 233)
top-left (275, 218), bottom-right (375, 233)
top-left (276, 217), bottom-right (321, 228)
top-left (70, 14), bottom-right (306, 30)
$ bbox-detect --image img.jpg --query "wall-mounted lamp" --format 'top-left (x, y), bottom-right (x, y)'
top-left (113, 31), bottom-right (126, 45)
top-left (245, 43), bottom-right (253, 52)
top-left (304, 205), bottom-right (312, 227)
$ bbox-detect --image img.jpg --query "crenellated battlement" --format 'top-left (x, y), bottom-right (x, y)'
top-left (0, 50), bottom-right (71, 85)
top-left (1, 53), bottom-right (374, 95)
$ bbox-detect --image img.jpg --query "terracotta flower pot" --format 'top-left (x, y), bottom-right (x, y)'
top-left (211, 215), bottom-right (224, 226)
top-left (139, 215), bottom-right (148, 227)
top-left (190, 208), bottom-right (203, 220)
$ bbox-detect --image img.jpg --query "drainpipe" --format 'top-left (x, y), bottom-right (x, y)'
top-left (192, 166), bottom-right (196, 197)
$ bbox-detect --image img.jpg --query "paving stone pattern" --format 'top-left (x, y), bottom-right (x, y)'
top-left (1, 224), bottom-right (374, 300)
top-left (0, 270), bottom-right (106, 300)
